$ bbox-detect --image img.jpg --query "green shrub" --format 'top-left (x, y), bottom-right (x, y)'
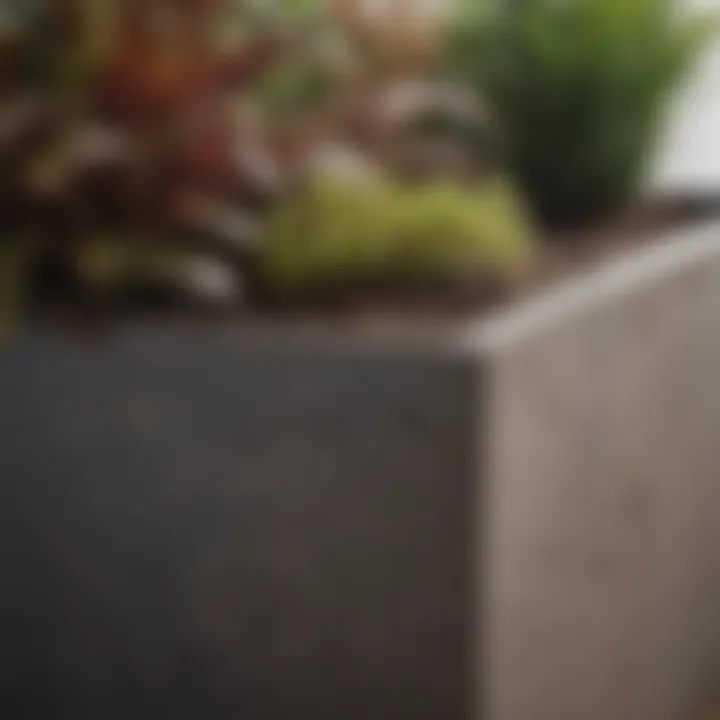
top-left (447, 0), bottom-right (717, 225)
top-left (261, 172), bottom-right (533, 296)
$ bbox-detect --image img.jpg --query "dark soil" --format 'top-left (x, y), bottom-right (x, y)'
top-left (526, 195), bottom-right (720, 292)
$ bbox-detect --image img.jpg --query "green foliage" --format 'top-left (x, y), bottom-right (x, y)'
top-left (447, 0), bottom-right (718, 225)
top-left (73, 237), bottom-right (188, 293)
top-left (10, 0), bottom-right (108, 100)
top-left (255, 52), bottom-right (335, 115)
top-left (261, 172), bottom-right (532, 295)
top-left (232, 0), bottom-right (323, 34)
top-left (13, 1), bottom-right (64, 93)
top-left (394, 177), bottom-right (532, 277)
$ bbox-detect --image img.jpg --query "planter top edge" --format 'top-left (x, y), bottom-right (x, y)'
top-left (17, 317), bottom-right (469, 362)
top-left (457, 217), bottom-right (720, 356)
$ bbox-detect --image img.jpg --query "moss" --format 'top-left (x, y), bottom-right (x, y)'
top-left (261, 172), bottom-right (534, 296)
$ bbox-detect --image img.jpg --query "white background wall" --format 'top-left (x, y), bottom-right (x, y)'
top-left (653, 0), bottom-right (720, 196)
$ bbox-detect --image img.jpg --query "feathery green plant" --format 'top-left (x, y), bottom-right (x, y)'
top-left (447, 0), bottom-right (718, 225)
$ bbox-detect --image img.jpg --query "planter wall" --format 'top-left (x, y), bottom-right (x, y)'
top-left (1, 221), bottom-right (720, 720)
top-left (0, 328), bottom-right (477, 720)
top-left (475, 222), bottom-right (720, 720)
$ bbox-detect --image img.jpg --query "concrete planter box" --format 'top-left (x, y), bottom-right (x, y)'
top-left (2, 220), bottom-right (720, 720)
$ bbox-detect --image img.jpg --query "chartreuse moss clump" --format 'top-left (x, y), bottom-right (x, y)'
top-left (260, 173), bottom-right (533, 296)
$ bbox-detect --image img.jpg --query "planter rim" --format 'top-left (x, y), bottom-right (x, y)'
top-left (18, 218), bottom-right (720, 360)
top-left (462, 217), bottom-right (720, 356)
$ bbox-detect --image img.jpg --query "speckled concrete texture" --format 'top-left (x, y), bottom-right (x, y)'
top-left (0, 333), bottom-right (477, 720)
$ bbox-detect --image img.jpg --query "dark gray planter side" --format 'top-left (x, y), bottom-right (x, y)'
top-left (0, 332), bottom-right (481, 720)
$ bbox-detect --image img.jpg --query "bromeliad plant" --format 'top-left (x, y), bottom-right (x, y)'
top-left (0, 0), bottom-right (297, 335)
top-left (0, 0), bottom-right (534, 335)
top-left (447, 0), bottom-right (718, 225)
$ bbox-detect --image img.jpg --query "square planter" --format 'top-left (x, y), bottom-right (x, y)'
top-left (2, 220), bottom-right (720, 720)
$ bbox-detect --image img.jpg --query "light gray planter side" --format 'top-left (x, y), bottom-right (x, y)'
top-left (0, 334), bottom-right (480, 720)
top-left (471, 224), bottom-right (720, 720)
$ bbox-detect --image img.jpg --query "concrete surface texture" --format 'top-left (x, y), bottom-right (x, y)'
top-left (478, 222), bottom-right (720, 720)
top-left (0, 335), bottom-right (476, 720)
